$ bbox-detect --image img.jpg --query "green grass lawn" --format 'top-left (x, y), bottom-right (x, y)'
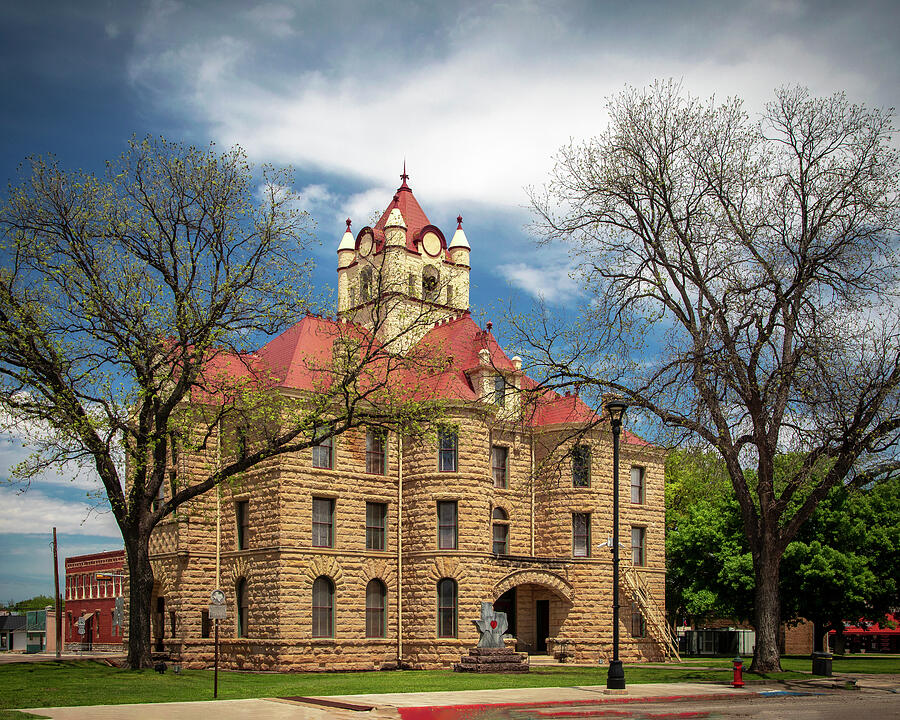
top-left (2, 655), bottom-right (896, 710)
top-left (0, 659), bottom-right (809, 710)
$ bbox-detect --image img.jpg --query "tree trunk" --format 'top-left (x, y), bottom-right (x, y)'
top-left (832, 626), bottom-right (846, 655)
top-left (750, 545), bottom-right (783, 672)
top-left (813, 619), bottom-right (824, 653)
top-left (125, 531), bottom-right (155, 669)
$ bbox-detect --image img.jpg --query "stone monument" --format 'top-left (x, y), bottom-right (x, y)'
top-left (455, 602), bottom-right (529, 673)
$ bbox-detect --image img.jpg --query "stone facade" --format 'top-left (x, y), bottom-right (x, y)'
top-left (147, 172), bottom-right (669, 670)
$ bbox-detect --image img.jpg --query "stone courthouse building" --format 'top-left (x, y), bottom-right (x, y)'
top-left (147, 171), bottom-right (671, 670)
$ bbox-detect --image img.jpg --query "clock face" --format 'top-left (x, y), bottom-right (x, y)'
top-left (359, 233), bottom-right (373, 257)
top-left (211, 589), bottom-right (226, 605)
top-left (422, 232), bottom-right (441, 257)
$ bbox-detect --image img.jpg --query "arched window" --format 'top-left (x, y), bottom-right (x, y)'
top-left (365, 579), bottom-right (387, 638)
top-left (312, 576), bottom-right (334, 638)
top-left (236, 578), bottom-right (248, 638)
top-left (360, 267), bottom-right (373, 300)
top-left (492, 507), bottom-right (509, 555)
top-left (422, 266), bottom-right (439, 302)
top-left (437, 578), bottom-right (457, 638)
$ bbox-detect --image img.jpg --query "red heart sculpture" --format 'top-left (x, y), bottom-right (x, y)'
top-left (490, 620), bottom-right (497, 629)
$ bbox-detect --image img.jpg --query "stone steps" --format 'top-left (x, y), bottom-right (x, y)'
top-left (455, 646), bottom-right (530, 673)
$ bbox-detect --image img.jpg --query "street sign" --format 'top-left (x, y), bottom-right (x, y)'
top-left (209, 589), bottom-right (227, 619)
top-left (113, 597), bottom-right (124, 632)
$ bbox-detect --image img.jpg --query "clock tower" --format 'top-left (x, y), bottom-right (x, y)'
top-left (337, 168), bottom-right (471, 351)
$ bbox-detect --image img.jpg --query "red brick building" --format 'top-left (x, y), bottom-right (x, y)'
top-left (64, 550), bottom-right (125, 651)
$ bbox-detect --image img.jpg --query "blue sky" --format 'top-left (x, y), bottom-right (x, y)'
top-left (1, 0), bottom-right (897, 601)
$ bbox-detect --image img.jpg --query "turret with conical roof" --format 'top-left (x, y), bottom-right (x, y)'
top-left (335, 166), bottom-right (472, 351)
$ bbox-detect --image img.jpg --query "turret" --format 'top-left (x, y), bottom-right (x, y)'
top-left (337, 218), bottom-right (355, 269)
top-left (384, 201), bottom-right (407, 248)
top-left (448, 215), bottom-right (470, 267)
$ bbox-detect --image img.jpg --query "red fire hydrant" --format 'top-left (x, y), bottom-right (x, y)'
top-left (732, 656), bottom-right (745, 688)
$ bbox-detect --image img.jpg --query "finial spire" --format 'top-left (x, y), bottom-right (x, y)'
top-left (345, 218), bottom-right (352, 230)
top-left (399, 160), bottom-right (410, 189)
top-left (457, 215), bottom-right (463, 229)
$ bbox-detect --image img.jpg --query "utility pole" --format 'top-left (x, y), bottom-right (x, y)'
top-left (52, 527), bottom-right (62, 659)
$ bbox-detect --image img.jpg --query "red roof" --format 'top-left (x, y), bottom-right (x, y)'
top-left (833, 614), bottom-right (900, 635)
top-left (194, 313), bottom-right (653, 445)
top-left (356, 172), bottom-right (448, 257)
top-left (257, 315), bottom-right (364, 390)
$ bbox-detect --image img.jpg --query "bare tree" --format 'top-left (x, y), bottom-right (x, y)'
top-left (0, 138), bottom-right (445, 668)
top-left (517, 83), bottom-right (900, 671)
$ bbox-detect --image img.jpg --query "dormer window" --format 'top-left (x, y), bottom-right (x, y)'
top-left (493, 375), bottom-right (507, 407)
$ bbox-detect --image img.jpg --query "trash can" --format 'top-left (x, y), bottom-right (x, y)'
top-left (811, 651), bottom-right (833, 676)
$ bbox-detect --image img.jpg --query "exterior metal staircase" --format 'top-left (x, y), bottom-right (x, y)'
top-left (621, 560), bottom-right (681, 661)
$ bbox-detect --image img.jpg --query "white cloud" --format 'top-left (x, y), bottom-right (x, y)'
top-left (243, 3), bottom-right (296, 38)
top-left (497, 261), bottom-right (581, 304)
top-left (0, 486), bottom-right (119, 537)
top-left (0, 433), bottom-right (103, 491)
top-left (339, 187), bottom-right (395, 229)
top-left (104, 21), bottom-right (120, 39)
top-left (124, 1), bottom-right (892, 215)
top-left (296, 183), bottom-right (335, 207)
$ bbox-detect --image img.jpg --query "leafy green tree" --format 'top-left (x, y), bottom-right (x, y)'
top-left (667, 450), bottom-right (899, 653)
top-left (10, 595), bottom-right (56, 612)
top-left (516, 83), bottom-right (900, 670)
top-left (665, 449), bottom-right (753, 624)
top-left (0, 138), bottom-right (444, 668)
top-left (782, 477), bottom-right (899, 652)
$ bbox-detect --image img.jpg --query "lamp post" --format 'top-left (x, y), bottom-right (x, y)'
top-left (605, 395), bottom-right (628, 690)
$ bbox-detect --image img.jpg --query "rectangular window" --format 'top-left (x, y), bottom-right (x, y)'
top-left (366, 429), bottom-right (386, 475)
top-left (438, 429), bottom-right (458, 472)
top-left (631, 526), bottom-right (646, 566)
top-left (366, 502), bottom-right (387, 550)
top-left (491, 446), bottom-right (508, 488)
top-left (572, 445), bottom-right (590, 487)
top-left (312, 428), bottom-right (333, 469)
top-left (573, 513), bottom-right (591, 557)
top-left (631, 607), bottom-right (647, 638)
top-left (630, 466), bottom-right (645, 504)
top-left (312, 498), bottom-right (334, 548)
top-left (437, 501), bottom-right (458, 549)
top-left (235, 500), bottom-right (249, 550)
top-left (492, 523), bottom-right (509, 555)
top-left (494, 375), bottom-right (506, 407)
top-left (201, 610), bottom-right (211, 639)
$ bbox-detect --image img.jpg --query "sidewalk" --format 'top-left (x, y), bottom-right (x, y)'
top-left (22, 682), bottom-right (775, 719)
top-left (0, 651), bottom-right (125, 665)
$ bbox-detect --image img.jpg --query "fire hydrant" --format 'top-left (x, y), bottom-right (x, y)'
top-left (732, 656), bottom-right (745, 688)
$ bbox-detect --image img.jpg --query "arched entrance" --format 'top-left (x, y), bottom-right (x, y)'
top-left (493, 570), bottom-right (575, 655)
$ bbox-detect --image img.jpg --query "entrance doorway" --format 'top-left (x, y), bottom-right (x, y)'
top-left (535, 599), bottom-right (549, 653)
top-left (493, 588), bottom-right (517, 636)
top-left (82, 615), bottom-right (93, 651)
top-left (154, 596), bottom-right (165, 652)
